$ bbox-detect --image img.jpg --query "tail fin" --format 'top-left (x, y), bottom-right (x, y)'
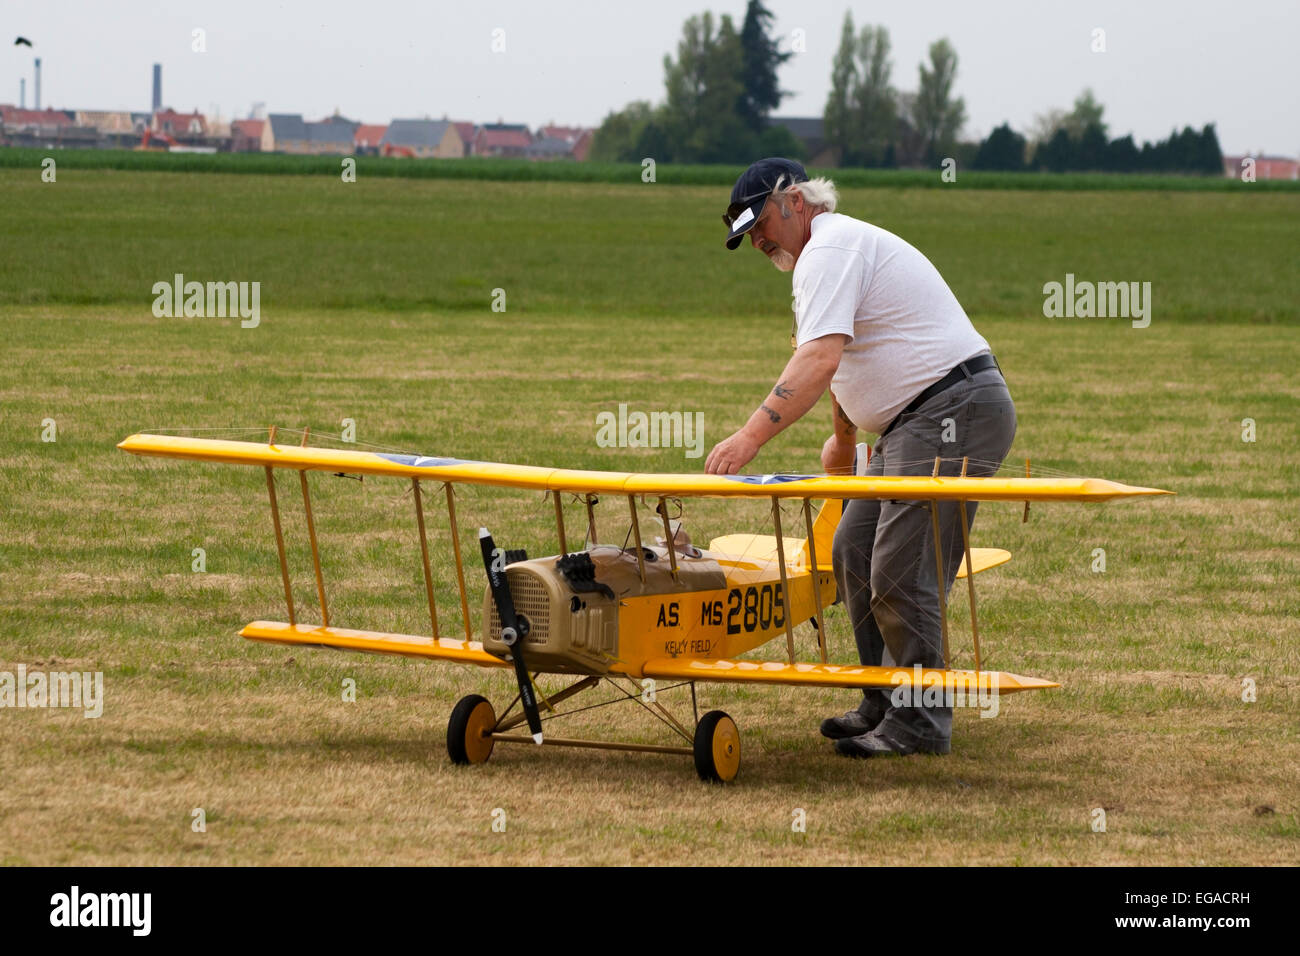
top-left (798, 499), bottom-right (841, 571)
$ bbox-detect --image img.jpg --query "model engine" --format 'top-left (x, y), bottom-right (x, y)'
top-left (482, 544), bottom-right (725, 673)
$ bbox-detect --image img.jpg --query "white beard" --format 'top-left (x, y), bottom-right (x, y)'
top-left (770, 248), bottom-right (795, 272)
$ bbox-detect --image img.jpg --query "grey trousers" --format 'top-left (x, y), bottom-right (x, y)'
top-left (830, 364), bottom-right (1017, 750)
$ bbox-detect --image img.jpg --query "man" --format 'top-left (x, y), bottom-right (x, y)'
top-left (705, 158), bottom-right (1016, 758)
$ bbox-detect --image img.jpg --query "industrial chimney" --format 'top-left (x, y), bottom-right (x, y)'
top-left (34, 57), bottom-right (41, 110)
top-left (152, 63), bottom-right (161, 113)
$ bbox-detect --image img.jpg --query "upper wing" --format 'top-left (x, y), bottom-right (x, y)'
top-left (642, 657), bottom-right (1058, 694)
top-left (118, 434), bottom-right (1171, 502)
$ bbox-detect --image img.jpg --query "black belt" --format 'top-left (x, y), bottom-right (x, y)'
top-left (879, 353), bottom-right (1001, 439)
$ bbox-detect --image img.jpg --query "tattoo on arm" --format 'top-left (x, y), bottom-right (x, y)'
top-left (772, 381), bottom-right (794, 400)
top-left (760, 404), bottom-right (782, 424)
top-left (837, 405), bottom-right (856, 428)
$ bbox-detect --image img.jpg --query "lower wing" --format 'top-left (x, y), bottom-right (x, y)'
top-left (241, 621), bottom-right (509, 668)
top-left (642, 657), bottom-right (1057, 693)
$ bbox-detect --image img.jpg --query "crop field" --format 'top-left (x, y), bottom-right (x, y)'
top-left (1, 166), bottom-right (1297, 865)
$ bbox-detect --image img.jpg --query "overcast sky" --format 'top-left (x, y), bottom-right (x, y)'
top-left (4, 0), bottom-right (1295, 155)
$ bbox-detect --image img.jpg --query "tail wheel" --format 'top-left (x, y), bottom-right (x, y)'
top-left (447, 694), bottom-right (497, 765)
top-left (693, 710), bottom-right (741, 783)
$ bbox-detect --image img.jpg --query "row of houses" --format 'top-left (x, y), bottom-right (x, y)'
top-left (0, 104), bottom-right (593, 160)
top-left (257, 113), bottom-right (591, 159)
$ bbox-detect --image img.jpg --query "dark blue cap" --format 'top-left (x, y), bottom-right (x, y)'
top-left (723, 158), bottom-right (808, 249)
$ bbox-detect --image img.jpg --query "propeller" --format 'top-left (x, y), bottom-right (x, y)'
top-left (478, 528), bottom-right (543, 744)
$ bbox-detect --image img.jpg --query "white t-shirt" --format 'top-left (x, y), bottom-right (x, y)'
top-left (792, 212), bottom-right (990, 435)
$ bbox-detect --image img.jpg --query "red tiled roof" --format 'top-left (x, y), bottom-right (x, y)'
top-left (1, 105), bottom-right (72, 126)
top-left (354, 124), bottom-right (388, 147)
top-left (153, 109), bottom-right (208, 134)
top-left (232, 119), bottom-right (265, 136)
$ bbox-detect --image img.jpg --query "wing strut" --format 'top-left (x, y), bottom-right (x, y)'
top-left (300, 470), bottom-right (330, 627)
top-left (585, 494), bottom-right (598, 545)
top-left (264, 462), bottom-right (296, 626)
top-left (443, 484), bottom-right (473, 640)
top-left (958, 457), bottom-right (982, 673)
top-left (412, 478), bottom-right (440, 640)
top-left (553, 491), bottom-right (568, 555)
top-left (657, 497), bottom-right (678, 581)
top-left (1022, 458), bottom-right (1031, 523)
top-left (770, 497), bottom-right (796, 663)
top-left (929, 457), bottom-right (950, 667)
top-left (627, 495), bottom-right (646, 583)
top-left (298, 428), bottom-right (330, 627)
top-left (802, 497), bottom-right (829, 664)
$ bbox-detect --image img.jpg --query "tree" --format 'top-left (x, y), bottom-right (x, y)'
top-left (756, 122), bottom-right (806, 159)
top-left (1064, 88), bottom-right (1107, 138)
top-left (912, 38), bottom-right (966, 163)
top-left (1028, 108), bottom-right (1068, 147)
top-left (973, 123), bottom-right (1026, 171)
top-left (1104, 134), bottom-right (1139, 172)
top-left (1169, 125), bottom-right (1200, 171)
top-left (661, 12), bottom-right (752, 163)
top-left (737, 0), bottom-right (790, 129)
top-left (1035, 127), bottom-right (1074, 172)
top-left (823, 11), bottom-right (858, 164)
top-left (633, 111), bottom-right (674, 164)
top-left (850, 25), bottom-right (897, 166)
top-left (590, 100), bottom-right (658, 162)
top-left (893, 91), bottom-right (926, 166)
top-left (1076, 122), bottom-right (1108, 170)
top-left (1196, 123), bottom-right (1224, 174)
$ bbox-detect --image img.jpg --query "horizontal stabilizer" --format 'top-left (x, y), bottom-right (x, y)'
top-left (708, 535), bottom-right (1009, 579)
top-left (642, 657), bottom-right (1057, 694)
top-left (706, 533), bottom-right (806, 569)
top-left (956, 547), bottom-right (1011, 578)
top-left (240, 621), bottom-right (509, 667)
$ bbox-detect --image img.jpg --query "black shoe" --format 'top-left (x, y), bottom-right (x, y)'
top-left (834, 728), bottom-right (950, 758)
top-left (819, 708), bottom-right (881, 740)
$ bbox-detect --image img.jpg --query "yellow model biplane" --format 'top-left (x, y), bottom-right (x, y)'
top-left (118, 430), bottom-right (1170, 781)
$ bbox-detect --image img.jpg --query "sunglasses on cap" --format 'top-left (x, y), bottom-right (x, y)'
top-left (721, 188), bottom-right (775, 228)
top-left (721, 174), bottom-right (790, 228)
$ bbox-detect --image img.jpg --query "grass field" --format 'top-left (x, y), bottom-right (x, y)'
top-left (1, 169), bottom-right (1297, 865)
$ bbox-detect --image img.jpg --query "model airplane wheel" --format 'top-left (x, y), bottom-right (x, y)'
top-left (447, 694), bottom-right (497, 765)
top-left (693, 710), bottom-right (741, 783)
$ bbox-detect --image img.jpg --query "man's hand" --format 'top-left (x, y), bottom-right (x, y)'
top-left (703, 335), bottom-right (846, 477)
top-left (822, 432), bottom-right (856, 475)
top-left (705, 427), bottom-right (761, 475)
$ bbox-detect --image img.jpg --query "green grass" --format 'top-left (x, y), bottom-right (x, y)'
top-left (3, 146), bottom-right (1297, 192)
top-left (2, 170), bottom-right (1298, 323)
top-left (0, 169), bottom-right (1297, 865)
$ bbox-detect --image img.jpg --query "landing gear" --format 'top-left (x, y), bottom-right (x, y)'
top-left (445, 680), bottom-right (740, 782)
top-left (693, 709), bottom-right (741, 783)
top-left (447, 694), bottom-right (496, 765)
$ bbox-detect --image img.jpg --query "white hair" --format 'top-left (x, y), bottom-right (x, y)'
top-left (784, 177), bottom-right (839, 213)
